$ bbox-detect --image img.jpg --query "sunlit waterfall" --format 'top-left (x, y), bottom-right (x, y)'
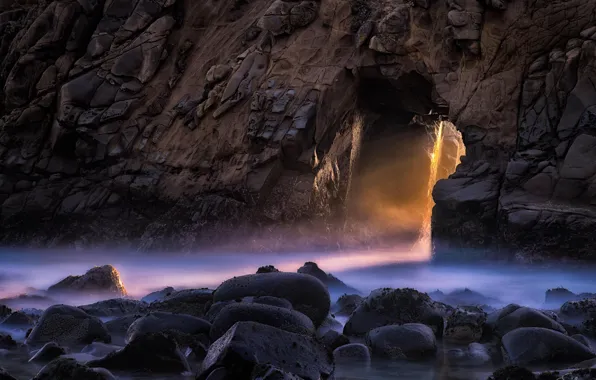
top-left (413, 120), bottom-right (464, 258)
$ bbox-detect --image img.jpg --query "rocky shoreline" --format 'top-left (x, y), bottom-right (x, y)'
top-left (0, 264), bottom-right (594, 379)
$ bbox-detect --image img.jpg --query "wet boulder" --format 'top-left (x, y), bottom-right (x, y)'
top-left (104, 315), bottom-right (142, 345)
top-left (87, 332), bottom-right (189, 373)
top-left (126, 312), bottom-right (210, 353)
top-left (0, 333), bottom-right (16, 349)
top-left (47, 265), bottom-right (126, 297)
top-left (444, 306), bottom-right (487, 344)
top-left (32, 358), bottom-right (116, 380)
top-left (1, 311), bottom-right (35, 328)
top-left (78, 298), bottom-right (148, 317)
top-left (141, 287), bottom-right (175, 303)
top-left (213, 273), bottom-right (330, 326)
top-left (148, 288), bottom-right (213, 317)
top-left (487, 305), bottom-right (566, 336)
top-left (320, 330), bottom-right (350, 352)
top-left (297, 262), bottom-right (359, 294)
top-left (446, 342), bottom-right (493, 367)
top-left (561, 298), bottom-right (596, 319)
top-left (25, 305), bottom-right (111, 348)
top-left (502, 327), bottom-right (596, 365)
top-left (199, 321), bottom-right (333, 380)
top-left (333, 343), bottom-right (371, 365)
top-left (343, 288), bottom-right (445, 337)
top-left (210, 303), bottom-right (314, 340)
top-left (29, 342), bottom-right (67, 363)
top-left (331, 294), bottom-right (363, 316)
top-left (366, 323), bottom-right (437, 360)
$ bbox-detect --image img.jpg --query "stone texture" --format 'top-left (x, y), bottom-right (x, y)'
top-left (0, 0), bottom-right (595, 261)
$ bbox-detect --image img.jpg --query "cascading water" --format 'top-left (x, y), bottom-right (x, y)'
top-left (413, 120), bottom-right (465, 258)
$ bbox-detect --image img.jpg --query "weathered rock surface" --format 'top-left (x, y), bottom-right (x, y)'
top-left (148, 288), bottom-right (213, 317)
top-left (444, 306), bottom-right (487, 344)
top-left (343, 288), bottom-right (446, 337)
top-left (210, 302), bottom-right (314, 340)
top-left (332, 294), bottom-right (363, 317)
top-left (25, 305), bottom-right (111, 348)
top-left (1, 310), bottom-right (35, 327)
top-left (0, 0), bottom-right (594, 260)
top-left (141, 287), bottom-right (175, 304)
top-left (48, 266), bottom-right (126, 296)
top-left (365, 323), bottom-right (437, 361)
top-left (213, 272), bottom-right (330, 326)
top-left (501, 327), bottom-right (596, 365)
top-left (199, 321), bottom-right (332, 380)
top-left (125, 312), bottom-right (211, 344)
top-left (487, 304), bottom-right (567, 337)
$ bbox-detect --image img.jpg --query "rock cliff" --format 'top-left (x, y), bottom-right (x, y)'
top-left (0, 0), bottom-right (595, 260)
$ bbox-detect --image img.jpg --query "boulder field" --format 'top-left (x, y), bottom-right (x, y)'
top-left (0, 263), bottom-right (594, 379)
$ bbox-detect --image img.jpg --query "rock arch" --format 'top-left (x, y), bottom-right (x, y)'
top-left (0, 0), bottom-right (595, 260)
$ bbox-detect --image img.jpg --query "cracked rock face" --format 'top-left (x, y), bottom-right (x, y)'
top-left (0, 0), bottom-right (595, 260)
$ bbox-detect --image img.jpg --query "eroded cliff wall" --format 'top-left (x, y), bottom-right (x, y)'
top-left (0, 0), bottom-right (595, 260)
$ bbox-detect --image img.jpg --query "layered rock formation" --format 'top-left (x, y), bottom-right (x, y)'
top-left (0, 0), bottom-right (595, 260)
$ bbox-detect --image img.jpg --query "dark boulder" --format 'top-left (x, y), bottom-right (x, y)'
top-left (365, 323), bottom-right (437, 360)
top-left (1, 311), bottom-right (35, 328)
top-left (206, 296), bottom-right (293, 323)
top-left (333, 343), bottom-right (371, 365)
top-left (0, 305), bottom-right (12, 319)
top-left (213, 273), bottom-right (330, 327)
top-left (344, 288), bottom-right (446, 337)
top-left (25, 305), bottom-right (111, 348)
top-left (444, 306), bottom-right (487, 344)
top-left (297, 262), bottom-right (359, 294)
top-left (487, 366), bottom-right (536, 380)
top-left (47, 265), bottom-right (126, 297)
top-left (561, 298), bottom-right (596, 319)
top-left (331, 294), bottom-right (363, 317)
top-left (104, 315), bottom-right (142, 345)
top-left (316, 314), bottom-right (343, 338)
top-left (0, 368), bottom-right (16, 380)
top-left (250, 365), bottom-right (303, 379)
top-left (32, 358), bottom-right (116, 380)
top-left (210, 302), bottom-right (314, 340)
top-left (29, 342), bottom-right (67, 363)
top-left (126, 312), bottom-right (211, 344)
top-left (502, 327), bottom-right (596, 365)
top-left (78, 298), bottom-right (148, 317)
top-left (0, 333), bottom-right (16, 349)
top-left (199, 321), bottom-right (332, 380)
top-left (149, 288), bottom-right (213, 317)
top-left (320, 330), bottom-right (350, 352)
top-left (487, 305), bottom-right (566, 336)
top-left (141, 286), bottom-right (175, 303)
top-left (87, 332), bottom-right (189, 373)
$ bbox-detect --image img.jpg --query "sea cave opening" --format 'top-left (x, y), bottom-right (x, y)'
top-left (345, 75), bottom-right (465, 259)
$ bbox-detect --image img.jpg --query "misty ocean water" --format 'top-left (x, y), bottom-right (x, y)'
top-left (0, 247), bottom-right (595, 380)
